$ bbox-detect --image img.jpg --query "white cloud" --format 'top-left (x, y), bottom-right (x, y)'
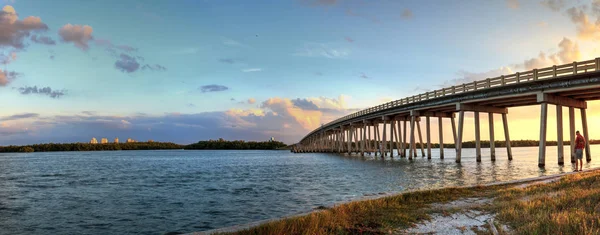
top-left (242, 68), bottom-right (262, 72)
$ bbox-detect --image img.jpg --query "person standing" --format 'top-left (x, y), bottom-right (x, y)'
top-left (574, 130), bottom-right (586, 172)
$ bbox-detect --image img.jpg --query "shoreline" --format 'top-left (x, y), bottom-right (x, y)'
top-left (189, 167), bottom-right (599, 235)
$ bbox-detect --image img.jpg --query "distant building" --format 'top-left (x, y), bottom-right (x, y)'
top-left (127, 138), bottom-right (135, 143)
top-left (90, 137), bottom-right (98, 144)
top-left (101, 138), bottom-right (108, 144)
top-left (269, 137), bottom-right (275, 142)
top-left (148, 139), bottom-right (154, 143)
top-left (114, 137), bottom-right (119, 143)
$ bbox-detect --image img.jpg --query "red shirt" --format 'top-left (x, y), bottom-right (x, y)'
top-left (575, 134), bottom-right (586, 149)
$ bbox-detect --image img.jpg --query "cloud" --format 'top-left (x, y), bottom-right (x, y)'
top-left (314, 72), bottom-right (323, 76)
top-left (141, 64), bottom-right (167, 71)
top-left (293, 43), bottom-right (350, 59)
top-left (451, 67), bottom-right (514, 85)
top-left (173, 47), bottom-right (200, 55)
top-left (2, 113), bottom-right (39, 121)
top-left (520, 37), bottom-right (580, 70)
top-left (359, 73), bottom-right (370, 79)
top-left (537, 21), bottom-right (548, 27)
top-left (114, 53), bottom-right (140, 73)
top-left (0, 5), bottom-right (49, 49)
top-left (18, 86), bottom-right (66, 98)
top-left (0, 51), bottom-right (17, 65)
top-left (507, 0), bottom-right (519, 9)
top-left (448, 37), bottom-right (581, 85)
top-left (242, 68), bottom-right (262, 72)
top-left (187, 103), bottom-right (195, 107)
top-left (200, 84), bottom-right (229, 93)
top-left (218, 58), bottom-right (237, 64)
top-left (401, 9), bottom-right (413, 19)
top-left (30, 35), bottom-right (56, 45)
top-left (94, 39), bottom-right (137, 52)
top-left (565, 5), bottom-right (600, 40)
top-left (540, 0), bottom-right (565, 12)
top-left (292, 98), bottom-right (319, 110)
top-left (0, 69), bottom-right (20, 86)
top-left (222, 37), bottom-right (247, 48)
top-left (248, 98), bottom-right (256, 104)
top-left (58, 24), bottom-right (93, 51)
top-left (344, 37), bottom-right (354, 43)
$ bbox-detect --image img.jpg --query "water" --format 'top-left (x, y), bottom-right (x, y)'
top-left (0, 146), bottom-right (598, 234)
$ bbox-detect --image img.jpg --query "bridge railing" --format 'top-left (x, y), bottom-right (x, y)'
top-left (302, 58), bottom-right (600, 142)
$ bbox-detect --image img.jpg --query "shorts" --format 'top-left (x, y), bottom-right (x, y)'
top-left (575, 149), bottom-right (583, 160)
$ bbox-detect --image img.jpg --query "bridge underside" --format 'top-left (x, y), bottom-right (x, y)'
top-left (294, 63), bottom-right (600, 168)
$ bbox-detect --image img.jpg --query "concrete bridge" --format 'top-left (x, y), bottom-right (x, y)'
top-left (293, 59), bottom-right (600, 167)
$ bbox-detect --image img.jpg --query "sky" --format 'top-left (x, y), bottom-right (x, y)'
top-left (1, 0), bottom-right (600, 145)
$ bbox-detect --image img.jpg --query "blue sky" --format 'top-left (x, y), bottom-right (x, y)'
top-left (1, 0), bottom-right (600, 145)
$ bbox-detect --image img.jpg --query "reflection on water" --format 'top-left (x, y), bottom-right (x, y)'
top-left (0, 146), bottom-right (597, 234)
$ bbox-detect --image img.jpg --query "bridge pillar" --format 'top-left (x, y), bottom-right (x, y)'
top-left (382, 117), bottom-right (387, 157)
top-left (375, 122), bottom-right (381, 156)
top-left (417, 119), bottom-right (425, 157)
top-left (361, 123), bottom-right (366, 156)
top-left (569, 107), bottom-right (576, 163)
top-left (389, 119), bottom-right (395, 157)
top-left (456, 111), bottom-right (465, 163)
top-left (557, 105), bottom-right (564, 165)
top-left (539, 103), bottom-right (548, 167)
top-left (451, 115), bottom-right (457, 156)
top-left (426, 116), bottom-right (431, 159)
top-left (348, 126), bottom-right (353, 155)
top-left (581, 108), bottom-right (591, 162)
top-left (409, 115), bottom-right (416, 160)
top-left (438, 117), bottom-right (444, 159)
top-left (395, 119), bottom-right (403, 157)
top-left (475, 111), bottom-right (481, 162)
top-left (502, 113), bottom-right (512, 160)
top-left (367, 125), bottom-right (372, 155)
top-left (489, 113), bottom-right (495, 161)
top-left (403, 120), bottom-right (408, 157)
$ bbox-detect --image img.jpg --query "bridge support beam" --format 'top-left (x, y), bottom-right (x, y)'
top-left (382, 118), bottom-right (387, 157)
top-left (475, 111), bottom-right (481, 162)
top-left (390, 119), bottom-right (395, 157)
top-left (403, 120), bottom-right (408, 158)
top-left (456, 111), bottom-right (465, 163)
top-left (438, 117), bottom-right (444, 159)
top-left (557, 105), bottom-right (564, 165)
top-left (569, 107), bottom-right (576, 163)
top-left (489, 113), bottom-right (495, 161)
top-left (539, 103), bottom-right (548, 167)
top-left (502, 113), bottom-right (512, 160)
top-left (417, 120), bottom-right (425, 157)
top-left (409, 115), bottom-right (416, 160)
top-left (581, 108), bottom-right (591, 162)
top-left (361, 123), bottom-right (366, 156)
top-left (394, 120), bottom-right (400, 157)
top-left (375, 123), bottom-right (381, 156)
top-left (451, 115), bottom-right (457, 157)
top-left (426, 116), bottom-right (431, 159)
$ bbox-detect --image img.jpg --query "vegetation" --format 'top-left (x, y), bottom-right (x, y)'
top-left (222, 170), bottom-right (600, 235)
top-left (184, 138), bottom-right (287, 150)
top-left (0, 142), bottom-right (183, 153)
top-left (19, 146), bottom-right (35, 152)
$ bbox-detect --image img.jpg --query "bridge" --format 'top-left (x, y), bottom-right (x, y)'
top-left (293, 59), bottom-right (600, 167)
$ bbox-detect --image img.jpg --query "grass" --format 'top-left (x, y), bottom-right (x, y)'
top-left (220, 170), bottom-right (600, 235)
top-left (490, 171), bottom-right (600, 234)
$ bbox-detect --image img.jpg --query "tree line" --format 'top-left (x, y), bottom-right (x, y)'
top-left (0, 139), bottom-right (288, 153)
top-left (0, 142), bottom-right (184, 153)
top-left (184, 139), bottom-right (287, 150)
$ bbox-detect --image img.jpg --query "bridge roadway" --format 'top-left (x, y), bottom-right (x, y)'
top-left (293, 59), bottom-right (600, 167)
